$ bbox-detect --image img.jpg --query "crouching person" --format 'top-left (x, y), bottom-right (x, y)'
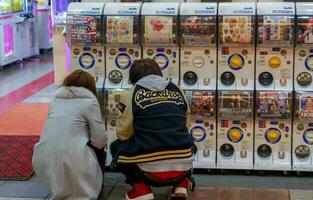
top-left (110, 59), bottom-right (194, 200)
top-left (32, 70), bottom-right (107, 200)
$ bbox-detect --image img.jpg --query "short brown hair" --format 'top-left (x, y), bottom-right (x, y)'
top-left (63, 69), bottom-right (98, 98)
top-left (129, 58), bottom-right (163, 84)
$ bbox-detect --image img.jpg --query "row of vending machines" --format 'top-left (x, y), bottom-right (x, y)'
top-left (0, 0), bottom-right (53, 68)
top-left (66, 2), bottom-right (313, 172)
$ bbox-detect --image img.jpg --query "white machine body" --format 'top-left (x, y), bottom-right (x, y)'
top-left (67, 2), bottom-right (105, 90)
top-left (180, 3), bottom-right (217, 90)
top-left (293, 92), bottom-right (313, 171)
top-left (217, 3), bottom-right (255, 91)
top-left (256, 3), bottom-right (295, 91)
top-left (254, 91), bottom-right (292, 171)
top-left (104, 3), bottom-right (141, 89)
top-left (36, 0), bottom-right (52, 50)
top-left (217, 91), bottom-right (254, 169)
top-left (141, 3), bottom-right (180, 85)
top-left (185, 91), bottom-right (216, 169)
top-left (294, 3), bottom-right (313, 91)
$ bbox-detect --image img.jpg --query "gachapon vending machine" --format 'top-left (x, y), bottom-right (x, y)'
top-left (293, 92), bottom-right (313, 172)
top-left (36, 0), bottom-right (52, 50)
top-left (0, 0), bottom-right (17, 68)
top-left (104, 2), bottom-right (141, 89)
top-left (179, 3), bottom-right (217, 91)
top-left (67, 2), bottom-right (105, 98)
top-left (292, 3), bottom-right (313, 172)
top-left (217, 3), bottom-right (255, 91)
top-left (217, 91), bottom-right (254, 170)
top-left (255, 92), bottom-right (292, 171)
top-left (141, 3), bottom-right (179, 84)
top-left (256, 2), bottom-right (295, 91)
top-left (185, 91), bottom-right (216, 169)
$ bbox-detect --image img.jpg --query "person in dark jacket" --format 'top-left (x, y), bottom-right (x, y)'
top-left (110, 59), bottom-right (193, 200)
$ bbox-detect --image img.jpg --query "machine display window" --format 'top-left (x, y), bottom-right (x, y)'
top-left (219, 91), bottom-right (252, 119)
top-left (143, 16), bottom-right (177, 46)
top-left (189, 91), bottom-right (215, 118)
top-left (257, 92), bottom-right (290, 119)
top-left (67, 15), bottom-right (102, 45)
top-left (219, 16), bottom-right (254, 45)
top-left (181, 16), bottom-right (215, 46)
top-left (106, 16), bottom-right (139, 46)
top-left (257, 16), bottom-right (294, 45)
top-left (296, 16), bottom-right (313, 45)
top-left (0, 0), bottom-right (13, 14)
top-left (298, 94), bottom-right (313, 120)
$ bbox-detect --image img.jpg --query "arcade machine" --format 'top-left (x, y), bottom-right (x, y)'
top-left (51, 0), bottom-right (70, 85)
top-left (216, 3), bottom-right (255, 171)
top-left (104, 2), bottom-right (141, 89)
top-left (0, 0), bottom-right (17, 68)
top-left (24, 0), bottom-right (39, 58)
top-left (217, 2), bottom-right (255, 91)
top-left (66, 2), bottom-right (105, 102)
top-left (141, 2), bottom-right (179, 84)
top-left (255, 2), bottom-right (294, 171)
top-left (36, 0), bottom-right (52, 51)
top-left (103, 2), bottom-right (141, 165)
top-left (293, 2), bottom-right (313, 172)
top-left (179, 3), bottom-right (217, 169)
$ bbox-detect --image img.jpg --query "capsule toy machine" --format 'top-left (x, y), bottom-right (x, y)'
top-left (141, 3), bottom-right (179, 84)
top-left (293, 3), bottom-right (313, 172)
top-left (217, 2), bottom-right (255, 91)
top-left (0, 0), bottom-right (17, 68)
top-left (67, 3), bottom-right (105, 103)
top-left (36, 0), bottom-right (52, 50)
top-left (217, 91), bottom-right (254, 170)
top-left (179, 3), bottom-right (217, 91)
top-left (104, 2), bottom-right (141, 89)
top-left (254, 92), bottom-right (292, 171)
top-left (256, 2), bottom-right (295, 91)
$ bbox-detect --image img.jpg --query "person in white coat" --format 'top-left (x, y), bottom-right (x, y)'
top-left (32, 70), bottom-right (107, 200)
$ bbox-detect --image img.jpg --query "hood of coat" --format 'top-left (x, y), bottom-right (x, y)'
top-left (136, 75), bottom-right (169, 91)
top-left (55, 86), bottom-right (97, 100)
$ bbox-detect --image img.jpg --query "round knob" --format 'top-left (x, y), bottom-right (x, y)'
top-left (221, 71), bottom-right (235, 86)
top-left (257, 144), bottom-right (272, 158)
top-left (268, 56), bottom-right (281, 69)
top-left (220, 143), bottom-right (234, 157)
top-left (305, 55), bottom-right (313, 71)
top-left (304, 128), bottom-right (313, 145)
top-left (108, 70), bottom-right (123, 84)
top-left (229, 54), bottom-right (244, 70)
top-left (227, 127), bottom-right (243, 143)
top-left (190, 126), bottom-right (206, 142)
top-left (295, 145), bottom-right (311, 159)
top-left (265, 128), bottom-right (281, 144)
top-left (297, 72), bottom-right (312, 86)
top-left (258, 72), bottom-right (273, 86)
top-left (183, 71), bottom-right (198, 86)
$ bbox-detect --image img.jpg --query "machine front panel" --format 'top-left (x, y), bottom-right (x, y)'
top-left (217, 91), bottom-right (254, 169)
top-left (255, 91), bottom-right (292, 170)
top-left (218, 15), bottom-right (255, 90)
top-left (256, 15), bottom-right (294, 91)
top-left (186, 90), bottom-right (216, 169)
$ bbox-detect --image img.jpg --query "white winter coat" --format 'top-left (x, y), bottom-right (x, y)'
top-left (32, 86), bottom-right (107, 200)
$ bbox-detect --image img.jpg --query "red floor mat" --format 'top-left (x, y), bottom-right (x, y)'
top-left (0, 136), bottom-right (39, 180)
top-left (0, 103), bottom-right (48, 180)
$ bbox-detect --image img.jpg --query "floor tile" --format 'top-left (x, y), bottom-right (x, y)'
top-left (289, 190), bottom-right (313, 200)
top-left (0, 182), bottom-right (49, 198)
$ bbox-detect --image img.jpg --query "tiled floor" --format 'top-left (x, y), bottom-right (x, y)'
top-left (1, 53), bottom-right (313, 200)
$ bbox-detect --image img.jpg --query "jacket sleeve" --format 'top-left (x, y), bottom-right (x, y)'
top-left (85, 99), bottom-right (108, 149)
top-left (116, 89), bottom-right (134, 141)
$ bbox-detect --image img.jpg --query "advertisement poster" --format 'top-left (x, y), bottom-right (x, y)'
top-left (181, 16), bottom-right (215, 45)
top-left (299, 94), bottom-right (313, 119)
top-left (260, 16), bottom-right (292, 43)
top-left (189, 91), bottom-right (214, 117)
top-left (297, 18), bottom-right (313, 44)
top-left (69, 15), bottom-right (98, 42)
top-left (221, 16), bottom-right (252, 44)
top-left (144, 16), bottom-right (173, 44)
top-left (220, 92), bottom-right (252, 119)
top-left (107, 16), bottom-right (134, 45)
top-left (258, 92), bottom-right (289, 119)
